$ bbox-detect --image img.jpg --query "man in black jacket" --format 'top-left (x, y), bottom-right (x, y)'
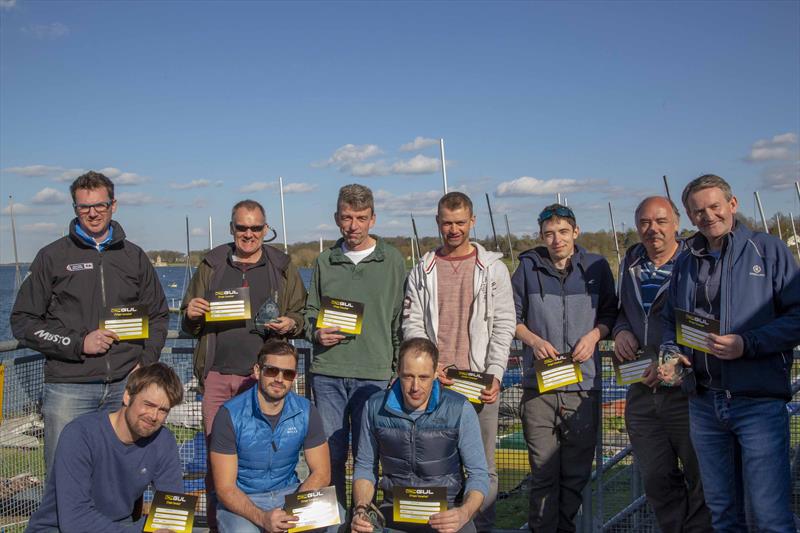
top-left (613, 196), bottom-right (711, 532)
top-left (11, 171), bottom-right (168, 476)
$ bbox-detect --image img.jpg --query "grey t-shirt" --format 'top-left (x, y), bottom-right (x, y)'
top-left (210, 403), bottom-right (326, 455)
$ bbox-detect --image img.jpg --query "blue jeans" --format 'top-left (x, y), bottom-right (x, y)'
top-left (311, 374), bottom-right (388, 507)
top-left (217, 483), bottom-right (343, 533)
top-left (688, 391), bottom-right (793, 532)
top-left (42, 380), bottom-right (127, 477)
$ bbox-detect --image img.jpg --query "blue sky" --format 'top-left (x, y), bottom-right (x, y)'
top-left (1, 0), bottom-right (798, 262)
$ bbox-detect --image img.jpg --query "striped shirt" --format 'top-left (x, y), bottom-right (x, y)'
top-left (638, 258), bottom-right (674, 315)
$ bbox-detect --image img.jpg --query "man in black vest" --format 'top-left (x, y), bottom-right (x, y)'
top-left (350, 338), bottom-right (489, 533)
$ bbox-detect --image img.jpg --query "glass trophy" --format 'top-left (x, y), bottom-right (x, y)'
top-left (252, 290), bottom-right (280, 337)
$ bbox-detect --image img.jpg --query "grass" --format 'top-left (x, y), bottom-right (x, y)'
top-left (495, 490), bottom-right (528, 529)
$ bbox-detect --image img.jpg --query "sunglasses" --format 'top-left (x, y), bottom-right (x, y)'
top-left (260, 364), bottom-right (297, 381)
top-left (73, 201), bottom-right (113, 215)
top-left (232, 224), bottom-right (266, 233)
top-left (537, 206), bottom-right (575, 225)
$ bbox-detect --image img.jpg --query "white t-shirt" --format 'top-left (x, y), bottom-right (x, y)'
top-left (342, 243), bottom-right (376, 265)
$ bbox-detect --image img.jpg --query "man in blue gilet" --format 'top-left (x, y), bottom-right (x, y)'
top-left (209, 340), bottom-right (339, 533)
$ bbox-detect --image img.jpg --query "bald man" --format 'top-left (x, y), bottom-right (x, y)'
top-left (613, 196), bottom-right (711, 532)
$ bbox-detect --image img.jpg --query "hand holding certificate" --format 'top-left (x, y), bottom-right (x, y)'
top-left (143, 491), bottom-right (197, 533)
top-left (205, 287), bottom-right (252, 322)
top-left (316, 297), bottom-right (364, 335)
top-left (392, 487), bottom-right (447, 524)
top-left (284, 486), bottom-right (341, 533)
top-left (534, 353), bottom-right (583, 392)
top-left (613, 347), bottom-right (658, 386)
top-left (444, 369), bottom-right (494, 404)
top-left (100, 305), bottom-right (148, 340)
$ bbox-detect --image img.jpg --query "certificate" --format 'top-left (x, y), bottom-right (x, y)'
top-left (205, 287), bottom-right (251, 322)
top-left (315, 297), bottom-right (364, 335)
top-left (675, 308), bottom-right (720, 354)
top-left (100, 305), bottom-right (148, 340)
top-left (613, 347), bottom-right (657, 385)
top-left (284, 486), bottom-right (341, 533)
top-left (143, 491), bottom-right (197, 533)
top-left (534, 353), bottom-right (583, 392)
top-left (392, 486), bottom-right (447, 524)
top-left (444, 369), bottom-right (493, 404)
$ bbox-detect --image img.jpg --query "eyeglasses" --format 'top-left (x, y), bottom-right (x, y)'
top-left (538, 205), bottom-right (575, 225)
top-left (73, 201), bottom-right (113, 215)
top-left (232, 224), bottom-right (266, 233)
top-left (259, 364), bottom-right (297, 381)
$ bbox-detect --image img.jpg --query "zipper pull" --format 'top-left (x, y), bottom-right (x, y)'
top-left (725, 390), bottom-right (732, 400)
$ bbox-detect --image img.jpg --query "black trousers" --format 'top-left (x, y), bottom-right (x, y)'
top-left (625, 384), bottom-right (713, 533)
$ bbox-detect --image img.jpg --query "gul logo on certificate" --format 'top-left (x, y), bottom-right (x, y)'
top-left (613, 347), bottom-right (657, 385)
top-left (284, 486), bottom-right (341, 533)
top-left (316, 297), bottom-right (364, 335)
top-left (100, 305), bottom-right (148, 340)
top-left (205, 287), bottom-right (252, 322)
top-left (445, 369), bottom-right (493, 404)
top-left (675, 308), bottom-right (720, 354)
top-left (392, 487), bottom-right (447, 524)
top-left (534, 353), bottom-right (583, 392)
top-left (143, 491), bottom-right (197, 533)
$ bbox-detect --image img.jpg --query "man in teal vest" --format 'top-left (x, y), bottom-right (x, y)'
top-left (210, 340), bottom-right (339, 533)
top-left (351, 338), bottom-right (489, 533)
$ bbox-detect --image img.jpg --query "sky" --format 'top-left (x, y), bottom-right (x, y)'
top-left (1, 0), bottom-right (798, 262)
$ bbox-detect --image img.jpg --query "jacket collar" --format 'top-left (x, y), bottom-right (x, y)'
top-left (328, 236), bottom-right (386, 265)
top-left (203, 242), bottom-right (290, 272)
top-left (422, 241), bottom-right (502, 274)
top-left (686, 221), bottom-right (752, 261)
top-left (68, 218), bottom-right (126, 250)
top-left (249, 384), bottom-right (302, 424)
top-left (625, 239), bottom-right (685, 269)
top-left (519, 244), bottom-right (588, 276)
top-left (384, 379), bottom-right (442, 417)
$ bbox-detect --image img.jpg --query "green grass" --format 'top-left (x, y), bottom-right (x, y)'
top-left (0, 446), bottom-right (44, 478)
top-left (495, 490), bottom-right (528, 529)
top-left (164, 424), bottom-right (201, 444)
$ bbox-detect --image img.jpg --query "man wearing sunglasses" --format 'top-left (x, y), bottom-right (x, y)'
top-left (511, 203), bottom-right (617, 532)
top-left (181, 199), bottom-right (306, 528)
top-left (402, 191), bottom-right (515, 532)
top-left (11, 171), bottom-right (169, 478)
top-left (210, 340), bottom-right (340, 533)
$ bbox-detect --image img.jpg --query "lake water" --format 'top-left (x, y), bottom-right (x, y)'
top-left (0, 265), bottom-right (313, 341)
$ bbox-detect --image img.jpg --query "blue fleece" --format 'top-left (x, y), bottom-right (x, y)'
top-left (26, 411), bottom-right (182, 533)
top-left (661, 223), bottom-right (800, 399)
top-left (511, 245), bottom-right (618, 391)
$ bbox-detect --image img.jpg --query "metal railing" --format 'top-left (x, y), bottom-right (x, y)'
top-left (1, 339), bottom-right (800, 531)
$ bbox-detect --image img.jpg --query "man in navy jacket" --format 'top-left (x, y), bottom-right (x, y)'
top-left (661, 174), bottom-right (800, 532)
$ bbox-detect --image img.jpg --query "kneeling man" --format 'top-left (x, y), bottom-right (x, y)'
top-left (210, 340), bottom-right (338, 533)
top-left (351, 338), bottom-right (489, 533)
top-left (26, 363), bottom-right (185, 533)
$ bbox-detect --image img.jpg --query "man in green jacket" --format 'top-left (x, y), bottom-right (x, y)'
top-left (304, 183), bottom-right (406, 507)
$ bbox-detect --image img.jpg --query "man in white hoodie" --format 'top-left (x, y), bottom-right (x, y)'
top-left (402, 191), bottom-right (516, 532)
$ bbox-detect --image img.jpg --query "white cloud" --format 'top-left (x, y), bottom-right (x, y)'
top-left (54, 168), bottom-right (86, 182)
top-left (316, 223), bottom-right (334, 231)
top-left (22, 222), bottom-right (59, 233)
top-left (391, 154), bottom-right (440, 175)
top-left (399, 137), bottom-right (438, 152)
top-left (761, 162), bottom-right (800, 191)
top-left (283, 182), bottom-right (316, 194)
top-left (350, 161), bottom-right (392, 177)
top-left (171, 179), bottom-right (211, 190)
top-left (191, 198), bottom-right (208, 209)
top-left (374, 189), bottom-right (442, 215)
top-left (116, 192), bottom-right (158, 206)
top-left (97, 167), bottom-right (147, 185)
top-left (315, 144), bottom-right (383, 170)
top-left (31, 187), bottom-right (69, 205)
top-left (1, 202), bottom-right (35, 215)
top-left (745, 132), bottom-right (799, 162)
top-left (1, 0), bottom-right (18, 10)
top-left (2, 165), bottom-right (62, 177)
top-left (240, 181), bottom-right (276, 193)
top-left (214, 180), bottom-right (224, 187)
top-left (495, 176), bottom-right (606, 197)
top-left (22, 22), bottom-right (70, 39)
top-left (190, 227), bottom-right (206, 237)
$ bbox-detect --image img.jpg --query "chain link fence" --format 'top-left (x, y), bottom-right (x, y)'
top-left (1, 341), bottom-right (799, 531)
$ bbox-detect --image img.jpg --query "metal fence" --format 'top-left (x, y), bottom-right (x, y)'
top-left (1, 340), bottom-right (799, 531)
